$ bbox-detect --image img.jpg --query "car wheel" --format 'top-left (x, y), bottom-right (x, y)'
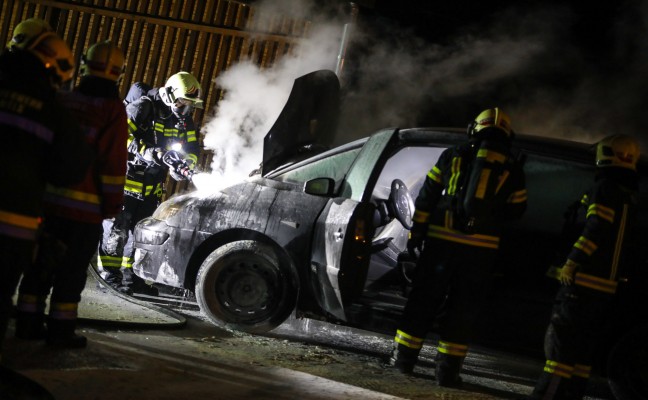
top-left (607, 324), bottom-right (648, 400)
top-left (195, 240), bottom-right (297, 334)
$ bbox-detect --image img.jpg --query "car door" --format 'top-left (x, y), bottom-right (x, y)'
top-left (309, 129), bottom-right (398, 321)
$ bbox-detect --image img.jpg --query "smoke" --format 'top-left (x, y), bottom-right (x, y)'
top-left (196, 0), bottom-right (648, 192)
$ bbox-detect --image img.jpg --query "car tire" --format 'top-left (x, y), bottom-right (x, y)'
top-left (195, 240), bottom-right (298, 334)
top-left (607, 324), bottom-right (648, 400)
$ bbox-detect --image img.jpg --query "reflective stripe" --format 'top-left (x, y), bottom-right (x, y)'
top-left (0, 210), bottom-right (40, 240)
top-left (495, 170), bottom-right (509, 194)
top-left (394, 329), bottom-right (424, 349)
top-left (16, 294), bottom-right (46, 313)
top-left (185, 153), bottom-right (198, 165)
top-left (99, 255), bottom-right (122, 268)
top-left (474, 168), bottom-right (491, 199)
top-left (544, 360), bottom-right (573, 378)
top-left (587, 203), bottom-right (615, 224)
top-left (46, 185), bottom-right (100, 204)
top-left (574, 272), bottom-right (618, 294)
top-left (476, 149), bottom-right (506, 163)
top-left (0, 110), bottom-right (53, 143)
top-left (574, 236), bottom-right (597, 255)
top-left (427, 225), bottom-right (500, 249)
top-left (186, 129), bottom-right (197, 142)
top-left (573, 364), bottom-right (591, 379)
top-left (507, 189), bottom-right (527, 203)
top-left (448, 157), bottom-right (462, 195)
top-left (122, 257), bottom-right (133, 268)
top-left (611, 204), bottom-right (628, 280)
top-left (427, 166), bottom-right (442, 184)
top-left (49, 302), bottom-right (78, 320)
top-left (125, 179), bottom-right (143, 194)
top-left (412, 209), bottom-right (430, 223)
top-left (437, 340), bottom-right (468, 357)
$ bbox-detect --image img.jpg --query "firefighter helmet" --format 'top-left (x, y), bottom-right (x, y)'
top-left (467, 107), bottom-right (513, 139)
top-left (80, 41), bottom-right (125, 82)
top-left (27, 32), bottom-right (75, 88)
top-left (6, 18), bottom-right (53, 50)
top-left (159, 71), bottom-right (204, 113)
top-left (595, 134), bottom-right (641, 171)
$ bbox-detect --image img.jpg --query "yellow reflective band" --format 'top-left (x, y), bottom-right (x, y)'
top-left (437, 340), bottom-right (468, 357)
top-left (101, 175), bottom-right (126, 185)
top-left (495, 170), bottom-right (509, 194)
top-left (573, 364), bottom-right (591, 379)
top-left (427, 166), bottom-right (442, 184)
top-left (574, 236), bottom-right (597, 255)
top-left (580, 194), bottom-right (589, 205)
top-left (611, 204), bottom-right (628, 279)
top-left (476, 149), bottom-right (507, 163)
top-left (186, 130), bottom-right (197, 142)
top-left (122, 257), bottom-right (133, 268)
top-left (0, 210), bottom-right (40, 229)
top-left (444, 209), bottom-right (453, 229)
top-left (127, 119), bottom-right (137, 133)
top-left (574, 272), bottom-right (618, 294)
top-left (508, 189), bottom-right (528, 203)
top-left (587, 203), bottom-right (615, 224)
top-left (448, 157), bottom-right (462, 195)
top-left (18, 294), bottom-right (42, 304)
top-left (544, 360), bottom-right (573, 378)
top-left (46, 185), bottom-right (100, 204)
top-left (394, 330), bottom-right (424, 350)
top-left (98, 255), bottom-right (123, 268)
top-left (412, 209), bottom-right (430, 223)
top-left (475, 168), bottom-right (491, 199)
top-left (50, 302), bottom-right (78, 311)
top-left (427, 225), bottom-right (500, 249)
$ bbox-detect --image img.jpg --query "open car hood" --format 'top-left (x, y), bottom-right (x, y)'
top-left (261, 69), bottom-right (340, 176)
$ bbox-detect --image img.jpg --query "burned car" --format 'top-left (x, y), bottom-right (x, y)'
top-left (132, 71), bottom-right (648, 399)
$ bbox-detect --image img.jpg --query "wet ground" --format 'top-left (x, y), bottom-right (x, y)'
top-left (1, 271), bottom-right (614, 400)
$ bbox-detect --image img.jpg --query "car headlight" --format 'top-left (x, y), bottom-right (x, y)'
top-left (153, 199), bottom-right (185, 220)
top-left (135, 228), bottom-right (169, 246)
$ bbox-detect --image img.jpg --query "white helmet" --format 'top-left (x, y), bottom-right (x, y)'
top-left (159, 71), bottom-right (203, 116)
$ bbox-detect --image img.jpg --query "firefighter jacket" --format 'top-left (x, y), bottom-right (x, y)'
top-left (123, 84), bottom-right (199, 200)
top-left (43, 76), bottom-right (128, 223)
top-left (0, 50), bottom-right (92, 241)
top-left (565, 168), bottom-right (638, 294)
top-left (125, 84), bottom-right (199, 166)
top-left (411, 136), bottom-right (527, 249)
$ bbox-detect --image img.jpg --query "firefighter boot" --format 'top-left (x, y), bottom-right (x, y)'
top-left (102, 268), bottom-right (128, 294)
top-left (435, 352), bottom-right (464, 388)
top-left (529, 371), bottom-right (572, 400)
top-left (46, 318), bottom-right (87, 349)
top-left (388, 343), bottom-right (420, 374)
top-left (14, 311), bottom-right (46, 340)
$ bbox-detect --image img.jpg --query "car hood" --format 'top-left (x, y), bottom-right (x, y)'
top-left (262, 69), bottom-right (340, 176)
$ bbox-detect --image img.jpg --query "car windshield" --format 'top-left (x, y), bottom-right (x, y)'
top-left (272, 147), bottom-right (362, 190)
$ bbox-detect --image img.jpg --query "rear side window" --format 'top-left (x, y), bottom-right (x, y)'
top-left (273, 147), bottom-right (361, 187)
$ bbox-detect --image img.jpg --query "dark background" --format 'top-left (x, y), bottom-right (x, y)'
top-left (324, 0), bottom-right (648, 146)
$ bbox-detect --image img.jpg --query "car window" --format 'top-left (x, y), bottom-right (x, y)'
top-left (371, 146), bottom-right (444, 202)
top-left (519, 153), bottom-right (593, 234)
top-left (273, 147), bottom-right (361, 188)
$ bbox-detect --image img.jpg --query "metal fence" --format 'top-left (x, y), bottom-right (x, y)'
top-left (1, 0), bottom-right (308, 196)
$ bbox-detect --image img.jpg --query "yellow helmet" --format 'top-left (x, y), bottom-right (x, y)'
top-left (596, 134), bottom-right (641, 171)
top-left (80, 41), bottom-right (125, 82)
top-left (6, 18), bottom-right (53, 50)
top-left (159, 71), bottom-right (204, 110)
top-left (27, 32), bottom-right (75, 88)
top-left (468, 107), bottom-right (513, 138)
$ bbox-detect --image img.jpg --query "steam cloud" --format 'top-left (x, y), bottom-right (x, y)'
top-left (195, 0), bottom-right (648, 192)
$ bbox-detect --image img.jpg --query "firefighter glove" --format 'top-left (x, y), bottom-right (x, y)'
top-left (407, 223), bottom-right (426, 258)
top-left (558, 259), bottom-right (579, 286)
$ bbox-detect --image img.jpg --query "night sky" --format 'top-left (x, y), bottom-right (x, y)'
top-left (333, 0), bottom-right (648, 146)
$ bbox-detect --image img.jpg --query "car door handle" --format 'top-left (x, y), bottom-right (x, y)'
top-left (334, 229), bottom-right (344, 240)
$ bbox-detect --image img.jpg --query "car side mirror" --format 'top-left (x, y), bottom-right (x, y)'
top-left (304, 177), bottom-right (335, 196)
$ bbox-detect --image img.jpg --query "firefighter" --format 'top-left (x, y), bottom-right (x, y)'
top-left (389, 108), bottom-right (528, 386)
top-left (14, 41), bottom-right (128, 348)
top-left (0, 27), bottom-right (91, 355)
top-left (528, 134), bottom-right (640, 400)
top-left (98, 71), bottom-right (203, 295)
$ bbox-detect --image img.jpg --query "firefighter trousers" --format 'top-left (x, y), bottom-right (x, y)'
top-left (0, 236), bottom-right (35, 350)
top-left (394, 238), bottom-right (497, 378)
top-left (531, 285), bottom-right (614, 400)
top-left (17, 216), bottom-right (102, 318)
